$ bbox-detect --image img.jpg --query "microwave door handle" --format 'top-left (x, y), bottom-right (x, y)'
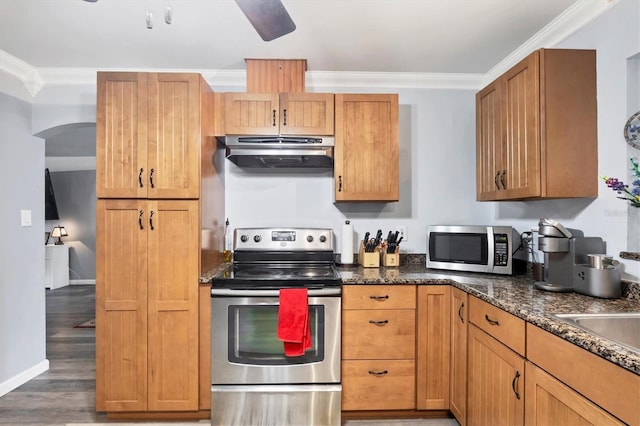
top-left (487, 228), bottom-right (496, 271)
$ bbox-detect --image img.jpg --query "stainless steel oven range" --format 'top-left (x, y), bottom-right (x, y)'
top-left (210, 227), bottom-right (342, 426)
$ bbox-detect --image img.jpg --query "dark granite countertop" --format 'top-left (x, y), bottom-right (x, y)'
top-left (202, 262), bottom-right (640, 375)
top-left (339, 264), bottom-right (640, 376)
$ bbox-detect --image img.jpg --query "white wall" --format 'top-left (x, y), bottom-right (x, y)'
top-left (0, 91), bottom-right (48, 396)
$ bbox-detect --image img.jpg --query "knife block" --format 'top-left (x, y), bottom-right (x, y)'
top-left (359, 242), bottom-right (380, 268)
top-left (382, 251), bottom-right (400, 267)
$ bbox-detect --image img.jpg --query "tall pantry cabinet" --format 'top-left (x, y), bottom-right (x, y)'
top-left (95, 72), bottom-right (224, 415)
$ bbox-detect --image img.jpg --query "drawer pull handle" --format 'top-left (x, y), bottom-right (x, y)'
top-left (368, 370), bottom-right (388, 377)
top-left (138, 210), bottom-right (144, 230)
top-left (369, 295), bottom-right (389, 301)
top-left (369, 319), bottom-right (389, 326)
top-left (138, 168), bottom-right (144, 188)
top-left (512, 371), bottom-right (521, 400)
top-left (149, 168), bottom-right (155, 188)
top-left (484, 314), bottom-right (500, 326)
top-left (272, 110), bottom-right (277, 126)
top-left (149, 210), bottom-right (155, 230)
top-left (458, 302), bottom-right (465, 323)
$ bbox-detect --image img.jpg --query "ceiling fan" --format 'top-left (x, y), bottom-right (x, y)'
top-left (234, 0), bottom-right (296, 41)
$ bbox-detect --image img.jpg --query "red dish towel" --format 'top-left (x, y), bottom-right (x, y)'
top-left (277, 288), bottom-right (311, 357)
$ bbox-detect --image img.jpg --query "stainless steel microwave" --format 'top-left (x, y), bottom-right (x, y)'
top-left (427, 225), bottom-right (514, 275)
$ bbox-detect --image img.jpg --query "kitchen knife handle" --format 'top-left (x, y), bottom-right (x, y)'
top-left (368, 319), bottom-right (389, 326)
top-left (501, 170), bottom-right (507, 189)
top-left (282, 109), bottom-right (287, 126)
top-left (139, 168), bottom-right (144, 188)
top-left (368, 370), bottom-right (388, 377)
top-left (149, 210), bottom-right (155, 230)
top-left (338, 176), bottom-right (342, 192)
top-left (272, 110), bottom-right (277, 126)
top-left (149, 168), bottom-right (155, 188)
top-left (138, 210), bottom-right (144, 230)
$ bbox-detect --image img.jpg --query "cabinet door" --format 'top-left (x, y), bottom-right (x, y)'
top-left (476, 80), bottom-right (504, 201)
top-left (468, 325), bottom-right (524, 426)
top-left (501, 52), bottom-right (541, 199)
top-left (279, 93), bottom-right (334, 135)
top-left (96, 199), bottom-right (148, 412)
top-left (525, 362), bottom-right (623, 426)
top-left (416, 286), bottom-right (451, 410)
top-left (450, 287), bottom-right (468, 425)
top-left (224, 93), bottom-right (279, 135)
top-left (334, 94), bottom-right (399, 202)
top-left (147, 73), bottom-right (201, 199)
top-left (96, 73), bottom-right (148, 198)
top-left (147, 200), bottom-right (200, 411)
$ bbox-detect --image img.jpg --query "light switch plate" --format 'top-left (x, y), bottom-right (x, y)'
top-left (20, 209), bottom-right (32, 227)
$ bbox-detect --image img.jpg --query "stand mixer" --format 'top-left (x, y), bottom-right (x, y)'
top-left (534, 218), bottom-right (606, 293)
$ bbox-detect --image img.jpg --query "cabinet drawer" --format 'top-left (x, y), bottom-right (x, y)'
top-left (342, 309), bottom-right (415, 359)
top-left (469, 296), bottom-right (525, 356)
top-left (343, 285), bottom-right (415, 310)
top-left (342, 359), bottom-right (415, 410)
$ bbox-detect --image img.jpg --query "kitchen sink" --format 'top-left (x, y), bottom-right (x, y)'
top-left (552, 313), bottom-right (640, 353)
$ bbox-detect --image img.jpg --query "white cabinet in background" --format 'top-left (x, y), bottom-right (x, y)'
top-left (45, 244), bottom-right (69, 290)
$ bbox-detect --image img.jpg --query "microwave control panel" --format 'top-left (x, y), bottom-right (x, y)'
top-left (494, 234), bottom-right (509, 266)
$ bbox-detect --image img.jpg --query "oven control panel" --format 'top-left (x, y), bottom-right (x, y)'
top-left (234, 228), bottom-right (334, 251)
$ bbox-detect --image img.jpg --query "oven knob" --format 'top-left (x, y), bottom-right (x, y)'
top-left (306, 235), bottom-right (314, 242)
top-left (254, 235), bottom-right (262, 243)
top-left (319, 235), bottom-right (327, 243)
top-left (240, 234), bottom-right (248, 243)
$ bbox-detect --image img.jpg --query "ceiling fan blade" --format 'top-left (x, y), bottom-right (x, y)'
top-left (234, 0), bottom-right (296, 41)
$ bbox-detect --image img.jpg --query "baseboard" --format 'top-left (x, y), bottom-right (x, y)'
top-left (70, 279), bottom-right (95, 285)
top-left (0, 359), bottom-right (49, 397)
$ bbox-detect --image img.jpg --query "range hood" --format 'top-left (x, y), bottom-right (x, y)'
top-left (223, 135), bottom-right (334, 168)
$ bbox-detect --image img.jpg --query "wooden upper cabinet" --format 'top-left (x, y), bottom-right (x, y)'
top-left (97, 72), bottom-right (206, 199)
top-left (476, 48), bottom-right (597, 201)
top-left (334, 94), bottom-right (399, 202)
top-left (96, 73), bottom-right (148, 199)
top-left (223, 92), bottom-right (334, 136)
top-left (245, 59), bottom-right (306, 93)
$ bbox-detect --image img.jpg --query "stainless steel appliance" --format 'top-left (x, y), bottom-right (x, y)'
top-left (534, 218), bottom-right (608, 293)
top-left (223, 135), bottom-right (335, 168)
top-left (427, 225), bottom-right (515, 274)
top-left (210, 228), bottom-right (342, 426)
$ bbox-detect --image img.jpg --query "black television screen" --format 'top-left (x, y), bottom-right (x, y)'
top-left (45, 168), bottom-right (60, 221)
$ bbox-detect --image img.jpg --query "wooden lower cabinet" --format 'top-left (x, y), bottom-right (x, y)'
top-left (342, 360), bottom-right (416, 410)
top-left (96, 199), bottom-right (200, 412)
top-left (468, 324), bottom-right (524, 426)
top-left (524, 362), bottom-right (623, 426)
top-left (449, 287), bottom-right (468, 425)
top-left (341, 285), bottom-right (416, 411)
top-left (416, 286), bottom-right (450, 410)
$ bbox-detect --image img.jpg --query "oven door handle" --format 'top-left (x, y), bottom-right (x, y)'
top-left (210, 287), bottom-right (342, 297)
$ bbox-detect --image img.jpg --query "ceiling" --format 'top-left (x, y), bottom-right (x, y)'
top-left (0, 0), bottom-right (594, 76)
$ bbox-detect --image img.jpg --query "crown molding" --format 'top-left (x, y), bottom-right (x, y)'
top-left (0, 0), bottom-right (620, 96)
top-left (481, 0), bottom-right (619, 86)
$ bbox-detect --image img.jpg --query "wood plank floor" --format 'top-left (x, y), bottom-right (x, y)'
top-left (0, 285), bottom-right (457, 426)
top-left (0, 285), bottom-right (107, 426)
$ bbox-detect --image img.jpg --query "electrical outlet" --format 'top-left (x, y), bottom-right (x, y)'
top-left (396, 225), bottom-right (407, 242)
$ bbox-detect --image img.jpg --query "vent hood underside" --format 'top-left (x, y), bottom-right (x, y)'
top-left (225, 146), bottom-right (334, 168)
